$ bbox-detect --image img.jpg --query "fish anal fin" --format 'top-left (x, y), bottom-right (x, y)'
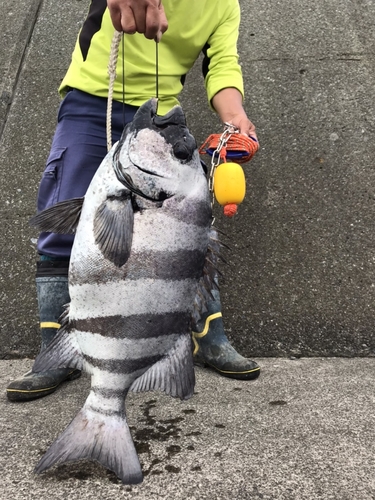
top-left (130, 334), bottom-right (195, 400)
top-left (93, 196), bottom-right (134, 268)
top-left (32, 322), bottom-right (83, 373)
top-left (35, 407), bottom-right (143, 485)
top-left (30, 198), bottom-right (84, 234)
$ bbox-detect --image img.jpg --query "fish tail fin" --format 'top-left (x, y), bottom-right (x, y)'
top-left (35, 407), bottom-right (143, 485)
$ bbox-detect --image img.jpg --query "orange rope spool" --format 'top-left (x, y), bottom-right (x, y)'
top-left (199, 133), bottom-right (259, 163)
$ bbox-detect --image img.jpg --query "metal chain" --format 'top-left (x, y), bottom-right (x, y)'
top-left (208, 122), bottom-right (239, 213)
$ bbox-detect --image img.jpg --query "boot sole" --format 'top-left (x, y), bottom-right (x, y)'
top-left (6, 369), bottom-right (81, 402)
top-left (194, 361), bottom-right (261, 381)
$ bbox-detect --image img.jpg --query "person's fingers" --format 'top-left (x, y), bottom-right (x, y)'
top-left (143, 6), bottom-right (160, 38)
top-left (246, 125), bottom-right (258, 143)
top-left (157, 3), bottom-right (168, 34)
top-left (141, 2), bottom-right (168, 38)
top-left (108, 4), bottom-right (126, 32)
top-left (235, 118), bottom-right (258, 141)
top-left (108, 1), bottom-right (168, 39)
top-left (129, 2), bottom-right (147, 34)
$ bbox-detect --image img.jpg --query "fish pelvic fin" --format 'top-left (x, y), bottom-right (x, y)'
top-left (32, 320), bottom-right (83, 373)
top-left (35, 407), bottom-right (143, 485)
top-left (130, 334), bottom-right (195, 400)
top-left (93, 195), bottom-right (134, 267)
top-left (30, 198), bottom-right (84, 233)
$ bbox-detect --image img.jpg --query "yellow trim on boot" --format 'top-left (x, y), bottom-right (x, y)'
top-left (192, 312), bottom-right (222, 356)
top-left (40, 322), bottom-right (60, 329)
top-left (6, 385), bottom-right (60, 394)
top-left (205, 362), bottom-right (261, 376)
top-left (6, 369), bottom-right (79, 396)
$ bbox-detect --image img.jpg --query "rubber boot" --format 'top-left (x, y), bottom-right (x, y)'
top-left (192, 290), bottom-right (260, 380)
top-left (6, 261), bottom-right (81, 402)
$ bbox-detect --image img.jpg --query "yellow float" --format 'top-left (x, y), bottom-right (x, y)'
top-left (213, 162), bottom-right (246, 217)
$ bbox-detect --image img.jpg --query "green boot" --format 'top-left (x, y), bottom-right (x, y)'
top-left (192, 291), bottom-right (260, 380)
top-left (6, 260), bottom-right (80, 402)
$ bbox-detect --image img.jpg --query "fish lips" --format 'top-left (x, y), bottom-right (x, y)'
top-left (130, 99), bottom-right (197, 163)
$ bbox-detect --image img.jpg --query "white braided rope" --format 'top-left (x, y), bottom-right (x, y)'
top-left (107, 30), bottom-right (123, 152)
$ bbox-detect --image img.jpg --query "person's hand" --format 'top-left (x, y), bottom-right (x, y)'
top-left (107, 0), bottom-right (168, 40)
top-left (226, 113), bottom-right (258, 143)
top-left (212, 88), bottom-right (258, 143)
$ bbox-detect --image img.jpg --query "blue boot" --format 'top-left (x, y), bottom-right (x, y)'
top-left (192, 291), bottom-right (260, 380)
top-left (6, 260), bottom-right (80, 402)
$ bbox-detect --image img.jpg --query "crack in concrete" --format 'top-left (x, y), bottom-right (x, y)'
top-left (0, 0), bottom-right (44, 142)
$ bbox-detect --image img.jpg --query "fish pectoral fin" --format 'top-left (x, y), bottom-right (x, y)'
top-left (130, 334), bottom-right (195, 400)
top-left (93, 196), bottom-right (134, 268)
top-left (30, 197), bottom-right (84, 233)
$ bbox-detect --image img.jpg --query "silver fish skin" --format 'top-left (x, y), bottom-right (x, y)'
top-left (31, 99), bottom-right (213, 484)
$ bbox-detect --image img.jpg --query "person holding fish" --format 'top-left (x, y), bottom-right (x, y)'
top-left (7, 0), bottom-right (261, 403)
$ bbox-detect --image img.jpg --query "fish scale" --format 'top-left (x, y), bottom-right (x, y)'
top-left (30, 99), bottom-right (216, 484)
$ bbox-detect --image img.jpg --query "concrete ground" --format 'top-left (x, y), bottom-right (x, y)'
top-left (1, 358), bottom-right (375, 500)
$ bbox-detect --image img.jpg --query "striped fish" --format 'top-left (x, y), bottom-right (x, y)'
top-left (30, 99), bottom-right (217, 484)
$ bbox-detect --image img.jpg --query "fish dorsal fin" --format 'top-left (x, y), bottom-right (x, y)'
top-left (93, 195), bottom-right (134, 268)
top-left (130, 334), bottom-right (195, 400)
top-left (30, 198), bottom-right (84, 234)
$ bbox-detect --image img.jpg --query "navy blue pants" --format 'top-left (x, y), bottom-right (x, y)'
top-left (37, 90), bottom-right (139, 258)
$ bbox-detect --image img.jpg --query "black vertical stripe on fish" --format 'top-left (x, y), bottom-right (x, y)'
top-left (91, 386), bottom-right (129, 399)
top-left (71, 311), bottom-right (192, 339)
top-left (164, 198), bottom-right (212, 227)
top-left (84, 354), bottom-right (164, 374)
top-left (69, 249), bottom-right (206, 285)
top-left (85, 405), bottom-right (125, 418)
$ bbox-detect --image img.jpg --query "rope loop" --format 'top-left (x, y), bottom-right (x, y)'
top-left (199, 129), bottom-right (259, 164)
top-left (107, 30), bottom-right (123, 152)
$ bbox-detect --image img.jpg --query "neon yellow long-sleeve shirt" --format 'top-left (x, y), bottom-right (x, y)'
top-left (59, 0), bottom-right (244, 115)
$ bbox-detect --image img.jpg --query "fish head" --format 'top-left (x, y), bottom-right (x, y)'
top-left (112, 99), bottom-right (208, 204)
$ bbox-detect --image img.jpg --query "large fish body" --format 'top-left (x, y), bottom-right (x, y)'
top-left (31, 99), bottom-right (214, 484)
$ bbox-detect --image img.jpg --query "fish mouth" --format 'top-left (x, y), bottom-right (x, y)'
top-left (132, 99), bottom-right (197, 163)
top-left (130, 98), bottom-right (188, 131)
top-left (112, 151), bottom-right (169, 202)
top-left (131, 163), bottom-right (165, 178)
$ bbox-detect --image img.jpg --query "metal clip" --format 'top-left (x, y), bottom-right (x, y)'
top-left (208, 123), bottom-right (238, 211)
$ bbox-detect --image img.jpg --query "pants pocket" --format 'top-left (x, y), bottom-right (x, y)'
top-left (37, 147), bottom-right (67, 212)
